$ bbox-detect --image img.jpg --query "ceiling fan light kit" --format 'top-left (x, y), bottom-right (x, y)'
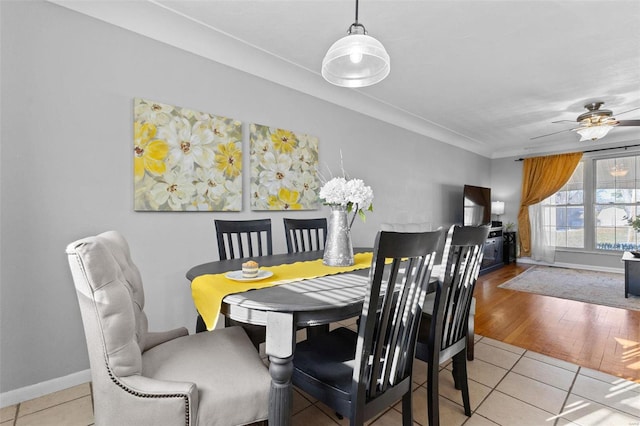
top-left (322, 0), bottom-right (390, 88)
top-left (532, 101), bottom-right (640, 141)
top-left (575, 124), bottom-right (614, 141)
top-left (574, 102), bottom-right (619, 141)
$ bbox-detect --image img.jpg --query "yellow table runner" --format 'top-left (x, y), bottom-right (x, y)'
top-left (191, 252), bottom-right (374, 330)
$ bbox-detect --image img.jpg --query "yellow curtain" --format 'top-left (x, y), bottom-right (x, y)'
top-left (518, 152), bottom-right (583, 257)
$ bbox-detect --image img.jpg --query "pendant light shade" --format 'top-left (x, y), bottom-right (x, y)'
top-left (322, 1), bottom-right (390, 88)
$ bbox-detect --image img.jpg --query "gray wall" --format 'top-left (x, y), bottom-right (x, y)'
top-left (0, 1), bottom-right (490, 394)
top-left (490, 156), bottom-right (523, 230)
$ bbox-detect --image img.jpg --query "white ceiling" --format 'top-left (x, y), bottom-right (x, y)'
top-left (51, 0), bottom-right (640, 159)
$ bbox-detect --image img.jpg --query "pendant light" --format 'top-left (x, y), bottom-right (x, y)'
top-left (322, 0), bottom-right (390, 88)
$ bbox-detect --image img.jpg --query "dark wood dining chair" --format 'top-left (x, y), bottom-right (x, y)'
top-left (414, 225), bottom-right (489, 426)
top-left (380, 221), bottom-right (478, 361)
top-left (283, 217), bottom-right (327, 253)
top-left (214, 218), bottom-right (273, 260)
top-left (291, 229), bottom-right (444, 425)
top-left (196, 219), bottom-right (273, 335)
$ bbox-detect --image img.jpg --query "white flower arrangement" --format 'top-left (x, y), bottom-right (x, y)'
top-left (319, 176), bottom-right (374, 227)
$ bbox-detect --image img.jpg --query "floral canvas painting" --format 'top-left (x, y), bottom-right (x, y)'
top-left (250, 123), bottom-right (320, 210)
top-left (134, 98), bottom-right (242, 211)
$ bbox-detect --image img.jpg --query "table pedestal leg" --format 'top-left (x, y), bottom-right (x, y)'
top-left (266, 311), bottom-right (296, 426)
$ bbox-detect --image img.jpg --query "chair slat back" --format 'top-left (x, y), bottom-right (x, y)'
top-left (283, 218), bottom-right (327, 253)
top-left (354, 230), bottom-right (443, 405)
top-left (432, 225), bottom-right (489, 361)
top-left (214, 219), bottom-right (273, 260)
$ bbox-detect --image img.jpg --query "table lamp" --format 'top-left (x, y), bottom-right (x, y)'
top-left (491, 201), bottom-right (505, 228)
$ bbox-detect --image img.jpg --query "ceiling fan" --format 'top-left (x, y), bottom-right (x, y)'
top-left (531, 102), bottom-right (640, 141)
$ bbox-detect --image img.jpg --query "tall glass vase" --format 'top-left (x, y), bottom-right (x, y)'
top-left (323, 204), bottom-right (354, 266)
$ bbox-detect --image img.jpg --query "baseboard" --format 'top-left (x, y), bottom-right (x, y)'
top-left (0, 369), bottom-right (91, 408)
top-left (517, 257), bottom-right (624, 274)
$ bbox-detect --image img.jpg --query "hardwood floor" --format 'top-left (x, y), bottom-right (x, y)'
top-left (475, 263), bottom-right (640, 383)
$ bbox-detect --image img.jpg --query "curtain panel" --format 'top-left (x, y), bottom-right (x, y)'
top-left (518, 152), bottom-right (583, 257)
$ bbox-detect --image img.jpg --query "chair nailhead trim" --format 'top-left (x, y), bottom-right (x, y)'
top-left (106, 362), bottom-right (191, 426)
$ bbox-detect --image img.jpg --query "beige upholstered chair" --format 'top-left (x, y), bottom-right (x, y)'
top-left (66, 231), bottom-right (270, 426)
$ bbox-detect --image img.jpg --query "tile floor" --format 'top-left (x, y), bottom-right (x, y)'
top-left (2, 332), bottom-right (639, 425)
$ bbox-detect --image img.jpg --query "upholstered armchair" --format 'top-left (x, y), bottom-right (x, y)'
top-left (66, 231), bottom-right (270, 426)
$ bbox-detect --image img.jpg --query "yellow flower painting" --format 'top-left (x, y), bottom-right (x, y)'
top-left (250, 123), bottom-right (320, 210)
top-left (134, 98), bottom-right (242, 211)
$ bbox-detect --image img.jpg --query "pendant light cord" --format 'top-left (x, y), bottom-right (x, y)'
top-left (349, 0), bottom-right (366, 34)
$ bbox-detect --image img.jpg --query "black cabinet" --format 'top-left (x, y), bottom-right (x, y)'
top-left (622, 253), bottom-right (640, 297)
top-left (480, 227), bottom-right (504, 274)
top-left (503, 231), bottom-right (517, 264)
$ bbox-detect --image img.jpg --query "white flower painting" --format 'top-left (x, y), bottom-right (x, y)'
top-left (250, 124), bottom-right (320, 210)
top-left (134, 98), bottom-right (242, 211)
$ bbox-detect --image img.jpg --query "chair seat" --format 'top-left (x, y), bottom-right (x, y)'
top-left (293, 327), bottom-right (357, 402)
top-left (142, 326), bottom-right (271, 426)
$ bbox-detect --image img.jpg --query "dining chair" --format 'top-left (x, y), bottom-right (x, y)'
top-left (283, 217), bottom-right (329, 338)
top-left (380, 223), bottom-right (476, 361)
top-left (209, 219), bottom-right (273, 342)
top-left (283, 217), bottom-right (327, 253)
top-left (291, 229), bottom-right (444, 425)
top-left (414, 225), bottom-right (490, 426)
top-left (214, 218), bottom-right (273, 260)
top-left (66, 231), bottom-right (270, 426)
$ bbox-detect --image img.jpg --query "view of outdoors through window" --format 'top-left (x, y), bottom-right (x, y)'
top-left (542, 162), bottom-right (584, 249)
top-left (542, 154), bottom-right (640, 252)
top-left (595, 156), bottom-right (639, 251)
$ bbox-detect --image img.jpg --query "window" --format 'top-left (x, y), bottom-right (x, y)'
top-left (541, 162), bottom-right (584, 248)
top-left (542, 152), bottom-right (640, 252)
top-left (595, 156), bottom-right (639, 251)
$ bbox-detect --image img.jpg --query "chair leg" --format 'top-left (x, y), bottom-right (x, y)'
top-left (467, 316), bottom-right (475, 361)
top-left (401, 391), bottom-right (413, 426)
top-left (452, 352), bottom-right (471, 416)
top-left (452, 360), bottom-right (461, 391)
top-left (427, 360), bottom-right (440, 426)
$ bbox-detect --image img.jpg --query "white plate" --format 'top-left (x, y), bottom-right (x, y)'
top-left (224, 270), bottom-right (273, 282)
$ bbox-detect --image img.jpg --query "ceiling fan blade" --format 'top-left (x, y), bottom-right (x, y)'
top-left (616, 120), bottom-right (640, 126)
top-left (552, 119), bottom-right (575, 124)
top-left (616, 106), bottom-right (640, 116)
top-left (530, 128), bottom-right (574, 140)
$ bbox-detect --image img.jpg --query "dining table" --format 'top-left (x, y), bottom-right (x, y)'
top-left (186, 249), bottom-right (374, 426)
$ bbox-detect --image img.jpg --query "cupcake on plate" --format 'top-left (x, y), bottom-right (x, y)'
top-left (242, 260), bottom-right (259, 279)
